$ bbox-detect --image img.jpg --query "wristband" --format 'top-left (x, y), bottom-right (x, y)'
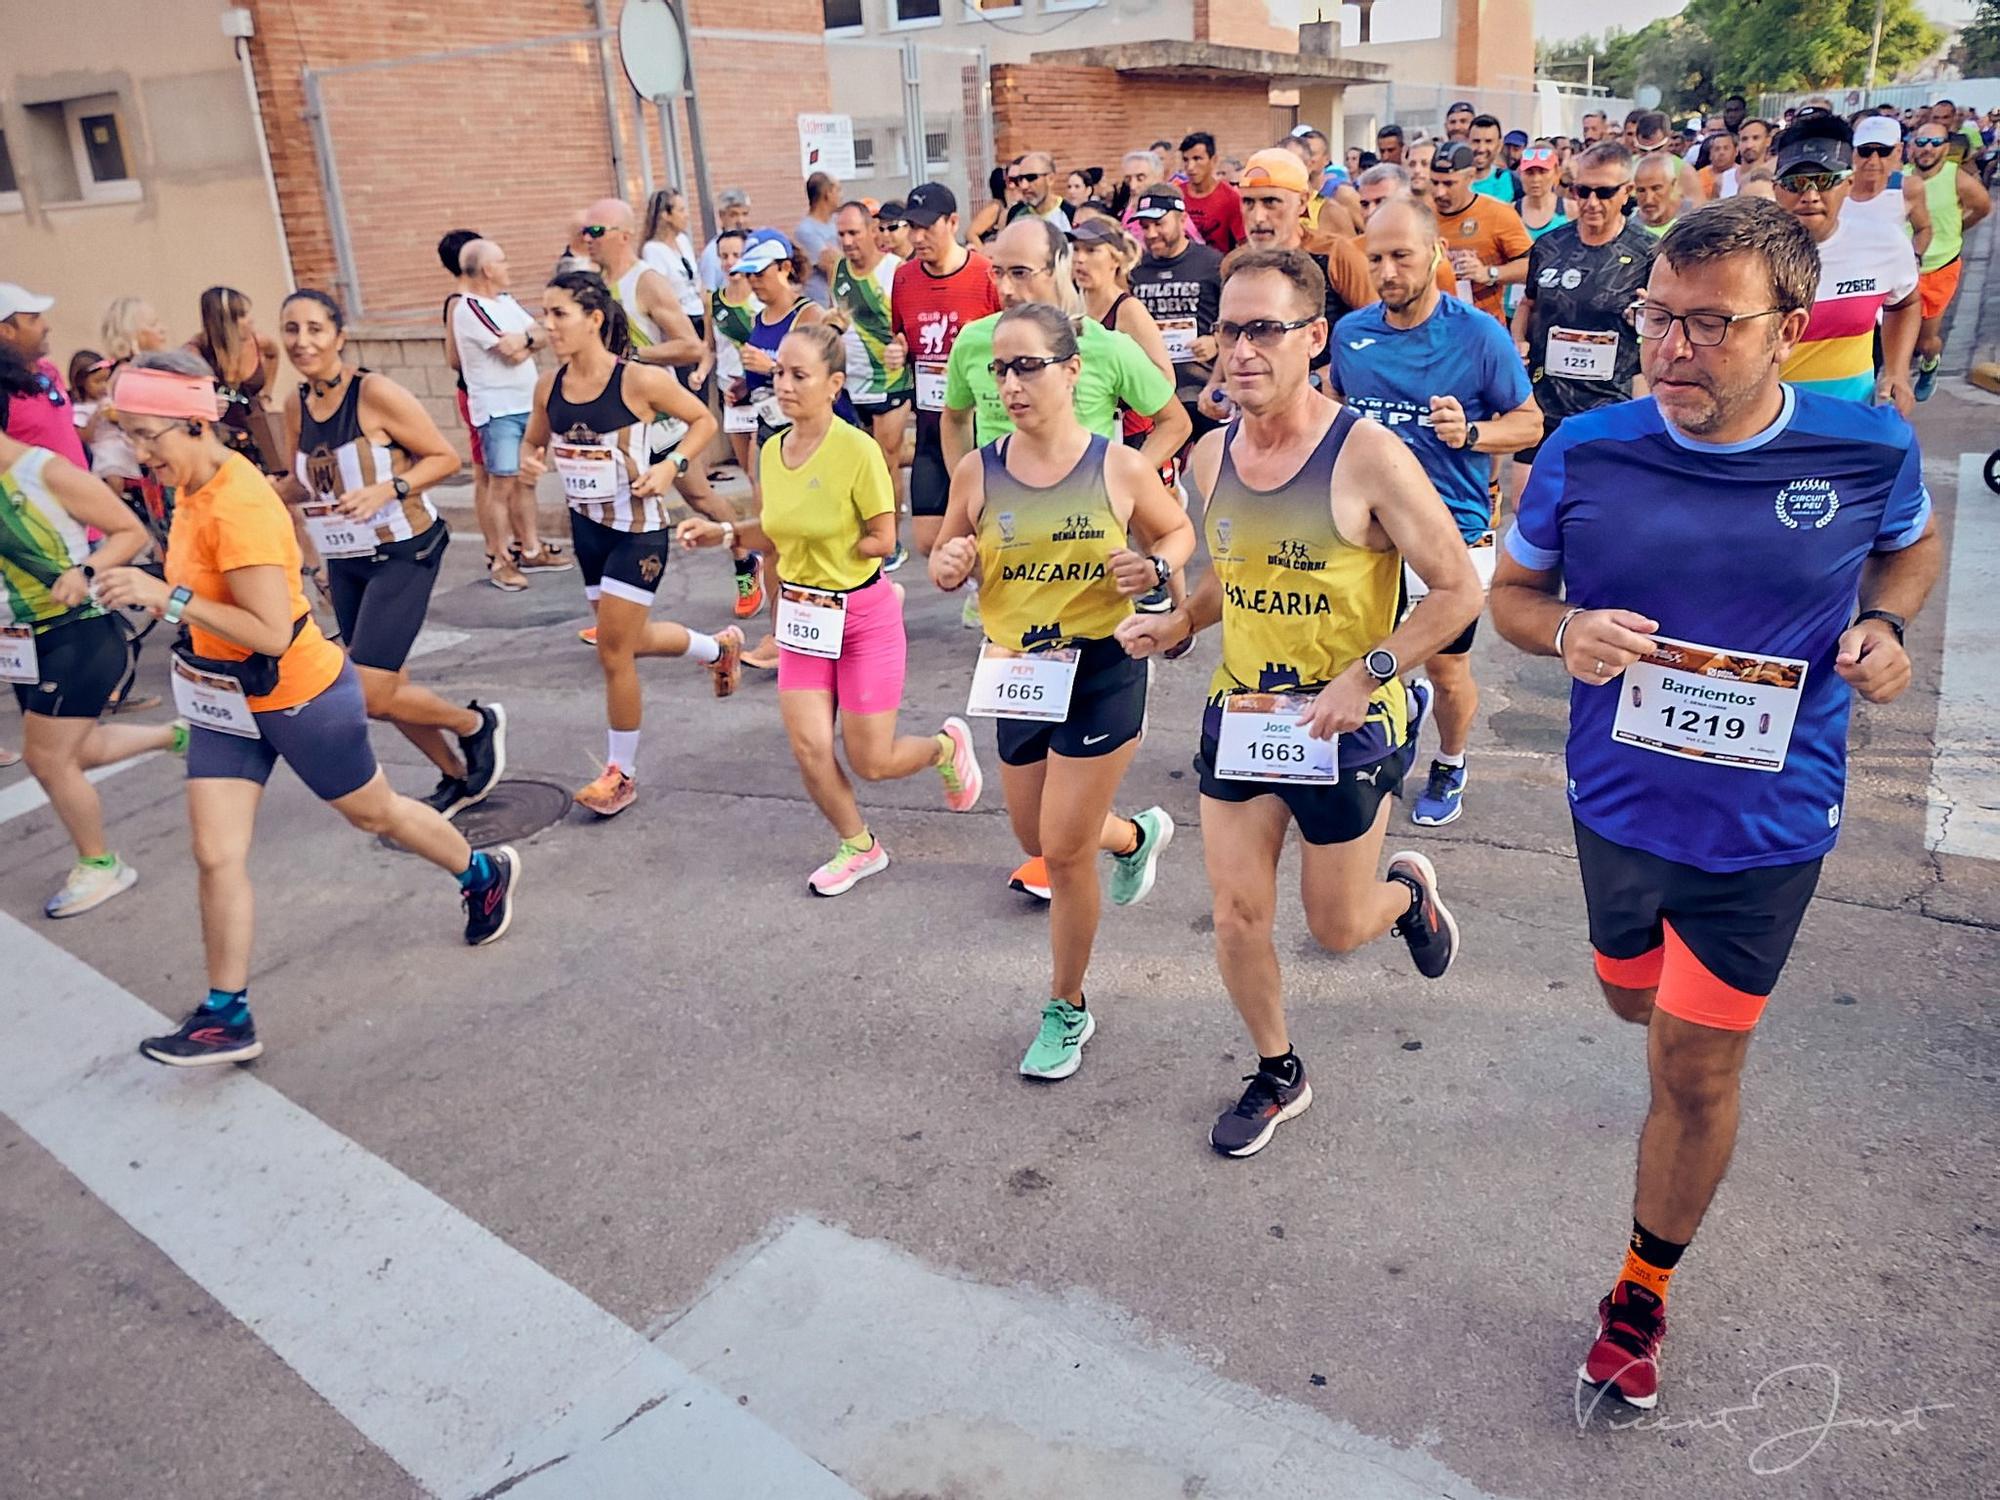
top-left (1551, 606), bottom-right (1583, 659)
top-left (720, 521), bottom-right (736, 549)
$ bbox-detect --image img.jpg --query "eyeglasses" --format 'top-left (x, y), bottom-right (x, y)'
top-left (1855, 144), bottom-right (1896, 159)
top-left (993, 263), bottom-right (1050, 282)
top-left (1635, 305), bottom-right (1782, 347)
top-left (987, 354), bottom-right (1067, 379)
top-left (1775, 170), bottom-right (1849, 195)
top-left (581, 224), bottom-right (610, 239)
top-left (1571, 183), bottom-right (1628, 201)
top-left (1912, 134), bottom-right (1948, 146)
top-left (1214, 316), bottom-right (1320, 349)
top-left (119, 420), bottom-right (182, 447)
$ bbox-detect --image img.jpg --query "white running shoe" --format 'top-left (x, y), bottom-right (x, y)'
top-left (45, 857), bottom-right (137, 919)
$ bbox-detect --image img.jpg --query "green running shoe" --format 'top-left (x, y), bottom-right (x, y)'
top-left (1019, 998), bottom-right (1094, 1080)
top-left (1108, 806), bottom-right (1174, 907)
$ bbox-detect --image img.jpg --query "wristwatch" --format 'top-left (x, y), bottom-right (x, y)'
top-left (1484, 264), bottom-right (1499, 284)
top-left (667, 450), bottom-right (690, 475)
top-left (1363, 648), bottom-right (1399, 684)
top-left (1460, 422), bottom-right (1481, 452)
top-left (1855, 608), bottom-right (1906, 643)
top-left (391, 476), bottom-right (411, 500)
top-left (1149, 554), bottom-right (1172, 589)
top-left (163, 585), bottom-right (193, 625)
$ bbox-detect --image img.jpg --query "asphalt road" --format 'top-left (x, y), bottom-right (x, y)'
top-left (3, 281), bottom-right (1995, 1498)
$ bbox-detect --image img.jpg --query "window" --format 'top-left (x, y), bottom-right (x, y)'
top-left (63, 96), bottom-right (139, 203)
top-left (853, 134), bottom-right (877, 175)
top-left (925, 129), bottom-right (951, 171)
top-left (962, 0), bottom-right (1023, 14)
top-left (1041, 0), bottom-right (1103, 11)
top-left (0, 129), bottom-right (20, 213)
top-left (891, 0), bottom-right (942, 25)
top-left (823, 0), bottom-right (864, 29)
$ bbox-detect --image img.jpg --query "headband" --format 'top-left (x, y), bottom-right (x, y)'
top-left (111, 366), bottom-right (221, 422)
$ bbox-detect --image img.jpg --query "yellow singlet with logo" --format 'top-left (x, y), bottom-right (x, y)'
top-left (1204, 406), bottom-right (1408, 762)
top-left (976, 433), bottom-right (1131, 651)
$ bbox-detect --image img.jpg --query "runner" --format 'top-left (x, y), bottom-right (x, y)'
top-left (1843, 118), bottom-right (1931, 255)
top-left (1114, 248), bottom-right (1478, 1158)
top-left (1770, 116), bottom-right (1920, 410)
top-left (0, 416), bottom-right (184, 917)
top-left (1908, 118), bottom-right (1991, 400)
top-left (1429, 142), bottom-right (1533, 325)
top-left (519, 271), bottom-right (738, 817)
top-left (873, 201), bottom-right (914, 262)
top-left (928, 303), bottom-right (1195, 1080)
top-left (1128, 187), bottom-right (1227, 440)
top-left (95, 354), bottom-right (520, 1066)
top-left (1507, 143), bottom-right (1570, 319)
top-left (1177, 131), bottom-right (1247, 253)
top-left (1489, 198), bottom-right (1939, 1411)
top-left (437, 229), bottom-right (525, 592)
top-left (1068, 212), bottom-right (1179, 451)
top-left (709, 228), bottom-right (762, 495)
top-left (831, 199), bottom-right (915, 569)
top-left (677, 319), bottom-right (983, 892)
top-left (1332, 200), bottom-right (1543, 828)
top-left (889, 183), bottom-right (1001, 567)
top-left (277, 289), bottom-right (506, 820)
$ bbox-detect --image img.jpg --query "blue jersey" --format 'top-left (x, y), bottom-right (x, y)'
top-left (1507, 387), bottom-right (1930, 873)
top-left (1332, 296), bottom-right (1530, 541)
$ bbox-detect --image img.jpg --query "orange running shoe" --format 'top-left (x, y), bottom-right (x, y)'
top-left (577, 625), bottom-right (598, 646)
top-left (709, 625), bottom-right (745, 698)
top-left (733, 551), bottom-right (765, 618)
top-left (575, 765), bottom-right (637, 818)
top-left (1007, 856), bottom-right (1052, 901)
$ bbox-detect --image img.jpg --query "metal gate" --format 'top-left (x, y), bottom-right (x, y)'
top-left (823, 36), bottom-right (992, 221)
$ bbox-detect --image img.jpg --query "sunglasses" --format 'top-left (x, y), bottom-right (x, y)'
top-left (1856, 144), bottom-right (1896, 159)
top-left (1776, 170), bottom-right (1848, 194)
top-left (1912, 135), bottom-right (1948, 146)
top-left (30, 372), bottom-right (64, 405)
top-left (1571, 183), bottom-right (1627, 201)
top-left (1214, 316), bottom-right (1319, 349)
top-left (1006, 172), bottom-right (1045, 185)
top-left (987, 354), bottom-right (1067, 379)
top-left (876, 219), bottom-right (908, 231)
top-left (580, 224), bottom-right (610, 239)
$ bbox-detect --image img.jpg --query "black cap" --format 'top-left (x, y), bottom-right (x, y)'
top-left (1434, 140), bottom-right (1479, 174)
top-left (1132, 187), bottom-right (1186, 220)
top-left (902, 182), bottom-right (957, 226)
top-left (875, 199), bottom-right (908, 223)
top-left (1774, 135), bottom-right (1853, 177)
top-left (1448, 99), bottom-right (1475, 113)
top-left (1068, 215), bottom-right (1127, 247)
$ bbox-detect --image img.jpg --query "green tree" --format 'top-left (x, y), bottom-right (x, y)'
top-left (1684, 0), bottom-right (1942, 93)
top-left (1953, 0), bottom-right (2000, 78)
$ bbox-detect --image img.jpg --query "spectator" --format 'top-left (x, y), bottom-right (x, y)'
top-left (796, 169), bottom-right (843, 305)
top-left (698, 187), bottom-right (754, 291)
top-left (100, 297), bottom-right (171, 365)
top-left (187, 286), bottom-right (283, 472)
top-left (1178, 130), bottom-right (1247, 252)
top-left (451, 239), bottom-right (553, 589)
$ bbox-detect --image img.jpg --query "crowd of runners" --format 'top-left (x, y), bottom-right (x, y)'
top-left (0, 89), bottom-right (1976, 1415)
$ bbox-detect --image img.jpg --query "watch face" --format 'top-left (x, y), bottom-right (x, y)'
top-left (1366, 649), bottom-right (1397, 680)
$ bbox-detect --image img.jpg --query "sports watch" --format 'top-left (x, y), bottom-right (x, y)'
top-left (1364, 648), bottom-right (1398, 684)
top-left (1149, 554), bottom-right (1172, 589)
top-left (1855, 609), bottom-right (1905, 643)
top-left (391, 476), bottom-right (411, 500)
top-left (163, 585), bottom-right (193, 625)
top-left (1460, 422), bottom-right (1481, 452)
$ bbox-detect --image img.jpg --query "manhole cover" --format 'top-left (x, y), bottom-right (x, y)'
top-left (455, 778), bottom-right (573, 847)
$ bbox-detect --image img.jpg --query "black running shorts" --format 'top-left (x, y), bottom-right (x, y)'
top-left (909, 429), bottom-right (952, 518)
top-left (571, 511), bottom-right (672, 606)
top-left (994, 636), bottom-right (1149, 767)
top-left (327, 521), bottom-right (449, 673)
top-left (1197, 733), bottom-right (1408, 845)
top-left (11, 612), bottom-right (127, 719)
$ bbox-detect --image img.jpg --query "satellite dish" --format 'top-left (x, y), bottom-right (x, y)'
top-left (1635, 84), bottom-right (1662, 110)
top-left (620, 0), bottom-right (687, 100)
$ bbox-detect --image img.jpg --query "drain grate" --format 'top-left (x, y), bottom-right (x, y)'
top-left (454, 778), bottom-right (573, 847)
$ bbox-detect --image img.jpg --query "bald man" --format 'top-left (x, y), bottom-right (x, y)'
top-left (1011, 151), bottom-right (1071, 231)
top-left (1632, 155), bottom-right (1684, 236)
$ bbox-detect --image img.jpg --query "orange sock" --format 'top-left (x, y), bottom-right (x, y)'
top-left (1619, 1219), bottom-right (1686, 1302)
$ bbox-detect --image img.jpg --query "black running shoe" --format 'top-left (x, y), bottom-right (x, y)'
top-left (458, 700), bottom-right (507, 806)
top-left (1210, 1064), bottom-right (1313, 1158)
top-left (140, 1005), bottom-right (262, 1067)
top-left (422, 774), bottom-right (471, 820)
top-left (1135, 582), bottom-right (1173, 614)
top-left (462, 844), bottom-right (520, 947)
top-left (1387, 849), bottom-right (1458, 979)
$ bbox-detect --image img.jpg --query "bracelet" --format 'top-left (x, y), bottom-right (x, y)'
top-left (1551, 606), bottom-right (1583, 659)
top-left (720, 521), bottom-right (736, 548)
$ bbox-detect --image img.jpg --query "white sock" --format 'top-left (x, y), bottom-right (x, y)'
top-left (1435, 749), bottom-right (1466, 768)
top-left (684, 630), bottom-right (720, 664)
top-left (607, 730), bottom-right (640, 775)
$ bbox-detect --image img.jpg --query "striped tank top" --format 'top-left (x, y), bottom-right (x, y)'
top-left (293, 372), bottom-right (435, 545)
top-left (0, 445), bottom-right (101, 632)
top-left (1203, 407), bottom-right (1408, 764)
top-left (546, 360), bottom-right (665, 534)
top-left (976, 432), bottom-right (1130, 652)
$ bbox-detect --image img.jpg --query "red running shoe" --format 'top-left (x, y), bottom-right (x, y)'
top-left (1579, 1281), bottom-right (1666, 1410)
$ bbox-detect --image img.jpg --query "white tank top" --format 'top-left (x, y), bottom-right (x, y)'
top-left (1846, 182), bottom-right (1910, 236)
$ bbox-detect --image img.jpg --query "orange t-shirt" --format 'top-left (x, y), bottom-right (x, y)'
top-left (1439, 195), bottom-right (1533, 323)
top-left (167, 452), bottom-right (345, 711)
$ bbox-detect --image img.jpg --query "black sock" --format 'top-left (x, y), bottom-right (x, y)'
top-left (1122, 816), bottom-right (1145, 856)
top-left (1630, 1218), bottom-right (1687, 1272)
top-left (1260, 1050), bottom-right (1301, 1086)
top-left (1391, 871), bottom-right (1423, 922)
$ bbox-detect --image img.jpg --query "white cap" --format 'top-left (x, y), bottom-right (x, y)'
top-left (0, 282), bottom-right (55, 320)
top-left (1853, 116), bottom-right (1903, 150)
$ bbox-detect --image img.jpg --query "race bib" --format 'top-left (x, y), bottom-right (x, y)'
top-left (1548, 326), bottom-right (1619, 382)
top-left (171, 656), bottom-right (261, 739)
top-left (966, 643), bottom-right (1078, 722)
top-left (1160, 318), bottom-right (1199, 363)
top-left (723, 403), bottom-right (759, 434)
top-left (1455, 278), bottom-right (1475, 305)
top-left (553, 442), bottom-right (620, 504)
top-left (1403, 534), bottom-right (1496, 604)
top-left (0, 623), bottom-right (38, 684)
top-left (1611, 637), bottom-right (1807, 774)
top-left (776, 583), bottom-right (845, 660)
top-left (751, 391), bottom-right (786, 430)
top-left (915, 363), bottom-right (948, 413)
top-left (301, 502), bottom-right (374, 560)
top-left (1214, 692), bottom-right (1338, 784)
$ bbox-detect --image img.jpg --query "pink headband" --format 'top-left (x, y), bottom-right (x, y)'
top-left (111, 366), bottom-right (221, 422)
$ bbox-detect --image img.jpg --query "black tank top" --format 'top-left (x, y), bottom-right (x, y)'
top-left (547, 360), bottom-right (643, 440)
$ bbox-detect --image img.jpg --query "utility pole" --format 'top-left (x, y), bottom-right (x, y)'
top-left (1864, 0), bottom-right (1887, 95)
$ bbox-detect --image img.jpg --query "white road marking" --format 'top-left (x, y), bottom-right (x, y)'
top-left (0, 753), bottom-right (158, 829)
top-left (407, 626), bottom-right (470, 660)
top-left (1927, 450), bottom-right (2000, 861)
top-left (0, 914), bottom-right (858, 1500)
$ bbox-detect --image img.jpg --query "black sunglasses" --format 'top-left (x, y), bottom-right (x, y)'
top-left (987, 354), bottom-right (1068, 379)
top-left (1856, 144), bottom-right (1896, 159)
top-left (31, 372), bottom-right (64, 405)
top-left (1007, 171), bottom-right (1045, 185)
top-left (581, 224), bottom-right (610, 239)
top-left (1572, 183), bottom-right (1627, 200)
top-left (1214, 316), bottom-right (1319, 348)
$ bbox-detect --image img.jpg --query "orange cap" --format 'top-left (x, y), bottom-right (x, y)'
top-left (1240, 148), bottom-right (1310, 194)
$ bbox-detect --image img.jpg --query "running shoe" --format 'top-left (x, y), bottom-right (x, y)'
top-left (461, 844), bottom-right (520, 947)
top-left (733, 551), bottom-right (766, 618)
top-left (458, 701), bottom-right (508, 805)
top-left (167, 721), bottom-right (191, 757)
top-left (808, 835), bottom-right (890, 896)
top-left (1410, 760), bottom-right (1467, 827)
top-left (1019, 999), bottom-right (1094, 1080)
top-left (575, 765), bottom-right (637, 818)
top-left (1913, 357), bottom-right (1940, 403)
top-left (960, 591), bottom-right (982, 630)
top-left (883, 539), bottom-right (909, 574)
top-left (514, 543), bottom-right (574, 573)
top-left (0, 745), bottom-right (18, 767)
top-left (1578, 1281), bottom-right (1667, 1411)
top-left (937, 716), bottom-right (983, 812)
top-left (1210, 1065), bottom-right (1314, 1158)
top-left (1008, 856), bottom-right (1052, 901)
top-left (422, 775), bottom-right (472, 820)
top-left (577, 625), bottom-right (599, 647)
top-left (44, 857), bottom-right (137, 919)
top-left (140, 1004), bottom-right (262, 1067)
top-left (1108, 806), bottom-right (1174, 906)
top-left (488, 557), bottom-right (529, 593)
top-left (1387, 849), bottom-right (1459, 979)
top-left (709, 625), bottom-right (745, 697)
top-left (1135, 583), bottom-right (1173, 614)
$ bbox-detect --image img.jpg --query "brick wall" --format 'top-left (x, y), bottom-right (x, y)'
top-left (1192, 0), bottom-right (1298, 53)
top-left (991, 64), bottom-right (1277, 182)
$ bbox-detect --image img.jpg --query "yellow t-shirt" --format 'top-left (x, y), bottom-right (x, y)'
top-left (757, 421), bottom-right (895, 591)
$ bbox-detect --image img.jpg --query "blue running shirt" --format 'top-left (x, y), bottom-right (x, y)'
top-left (1506, 387), bottom-right (1930, 872)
